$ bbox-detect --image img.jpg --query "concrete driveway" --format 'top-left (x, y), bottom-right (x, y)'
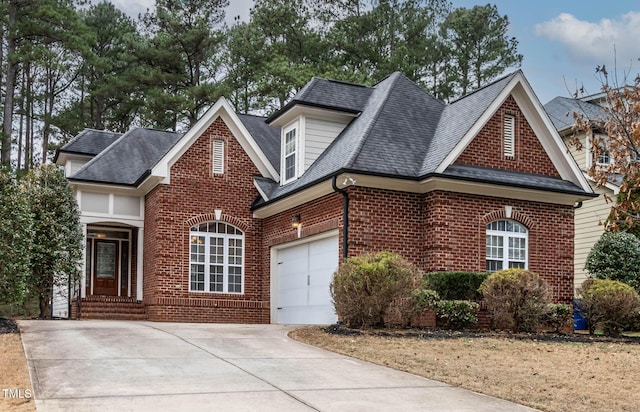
top-left (19, 320), bottom-right (537, 411)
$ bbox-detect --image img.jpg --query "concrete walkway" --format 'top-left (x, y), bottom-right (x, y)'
top-left (19, 320), bottom-right (537, 411)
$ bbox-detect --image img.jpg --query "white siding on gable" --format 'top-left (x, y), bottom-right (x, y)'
top-left (69, 160), bottom-right (88, 176)
top-left (563, 134), bottom-right (587, 170)
top-left (304, 117), bottom-right (349, 170)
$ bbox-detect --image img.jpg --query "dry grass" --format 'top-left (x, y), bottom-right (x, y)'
top-left (0, 334), bottom-right (35, 412)
top-left (290, 327), bottom-right (640, 412)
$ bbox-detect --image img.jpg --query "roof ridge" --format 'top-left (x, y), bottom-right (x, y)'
top-left (72, 128), bottom-right (136, 176)
top-left (448, 70), bottom-right (520, 105)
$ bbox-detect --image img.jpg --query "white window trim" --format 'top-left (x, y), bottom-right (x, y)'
top-left (212, 139), bottom-right (225, 175)
top-left (486, 220), bottom-right (528, 272)
top-left (281, 122), bottom-right (299, 185)
top-left (189, 223), bottom-right (244, 294)
top-left (503, 114), bottom-right (515, 158)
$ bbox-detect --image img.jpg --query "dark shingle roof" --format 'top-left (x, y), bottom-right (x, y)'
top-left (70, 128), bottom-right (182, 186)
top-left (254, 71), bottom-right (535, 205)
top-left (237, 113), bottom-right (281, 173)
top-left (55, 129), bottom-right (122, 160)
top-left (444, 164), bottom-right (587, 195)
top-left (544, 96), bottom-right (607, 132)
top-left (266, 78), bottom-right (373, 123)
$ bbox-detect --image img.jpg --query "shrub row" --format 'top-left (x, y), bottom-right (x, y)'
top-left (332, 252), bottom-right (640, 335)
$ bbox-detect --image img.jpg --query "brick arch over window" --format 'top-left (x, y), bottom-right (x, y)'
top-left (481, 209), bottom-right (535, 229)
top-left (185, 214), bottom-right (249, 232)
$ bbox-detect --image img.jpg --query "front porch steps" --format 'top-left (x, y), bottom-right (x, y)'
top-left (78, 296), bottom-right (147, 320)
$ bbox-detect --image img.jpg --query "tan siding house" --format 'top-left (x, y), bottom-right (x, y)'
top-left (545, 95), bottom-right (617, 292)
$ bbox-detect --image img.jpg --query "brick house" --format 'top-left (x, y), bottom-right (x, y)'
top-left (54, 70), bottom-right (595, 323)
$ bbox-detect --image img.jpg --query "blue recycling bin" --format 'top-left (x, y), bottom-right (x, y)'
top-left (573, 300), bottom-right (587, 330)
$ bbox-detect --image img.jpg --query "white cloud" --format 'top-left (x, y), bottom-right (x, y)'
top-left (106, 0), bottom-right (253, 24)
top-left (535, 11), bottom-right (640, 66)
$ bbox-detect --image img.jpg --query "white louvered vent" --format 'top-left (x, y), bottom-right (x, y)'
top-left (503, 114), bottom-right (515, 158)
top-left (212, 140), bottom-right (225, 174)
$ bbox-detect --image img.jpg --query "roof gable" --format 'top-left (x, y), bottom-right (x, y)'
top-left (433, 71), bottom-right (592, 193)
top-left (454, 95), bottom-right (559, 177)
top-left (153, 97), bottom-right (279, 184)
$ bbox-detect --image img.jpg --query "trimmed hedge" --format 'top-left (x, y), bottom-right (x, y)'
top-left (435, 300), bottom-right (479, 330)
top-left (423, 271), bottom-right (489, 301)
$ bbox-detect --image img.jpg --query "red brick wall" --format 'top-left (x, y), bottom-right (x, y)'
top-left (143, 117), bottom-right (269, 323)
top-left (422, 190), bottom-right (574, 304)
top-left (262, 185), bottom-right (575, 307)
top-left (455, 95), bottom-right (559, 177)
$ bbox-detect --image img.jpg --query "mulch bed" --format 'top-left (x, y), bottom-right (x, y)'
top-left (324, 324), bottom-right (640, 344)
top-left (0, 318), bottom-right (20, 334)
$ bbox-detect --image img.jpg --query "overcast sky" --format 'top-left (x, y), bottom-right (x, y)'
top-left (106, 0), bottom-right (639, 104)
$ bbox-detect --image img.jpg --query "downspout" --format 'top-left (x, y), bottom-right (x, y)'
top-left (332, 175), bottom-right (349, 259)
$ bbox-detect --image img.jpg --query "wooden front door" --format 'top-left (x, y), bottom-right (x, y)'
top-left (93, 239), bottom-right (119, 296)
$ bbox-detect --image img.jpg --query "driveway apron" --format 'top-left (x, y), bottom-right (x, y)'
top-left (18, 320), bottom-right (538, 411)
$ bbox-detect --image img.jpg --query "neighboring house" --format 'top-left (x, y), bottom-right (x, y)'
top-left (54, 70), bottom-right (594, 324)
top-left (544, 95), bottom-right (620, 291)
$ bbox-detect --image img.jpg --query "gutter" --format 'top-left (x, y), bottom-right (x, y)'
top-left (332, 175), bottom-right (349, 259)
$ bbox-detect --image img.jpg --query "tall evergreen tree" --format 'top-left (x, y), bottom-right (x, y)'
top-left (0, 167), bottom-right (32, 307)
top-left (23, 164), bottom-right (83, 318)
top-left (440, 4), bottom-right (522, 98)
top-left (139, 0), bottom-right (229, 129)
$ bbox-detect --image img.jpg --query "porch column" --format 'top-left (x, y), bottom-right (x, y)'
top-left (136, 227), bottom-right (143, 301)
top-left (81, 223), bottom-right (87, 298)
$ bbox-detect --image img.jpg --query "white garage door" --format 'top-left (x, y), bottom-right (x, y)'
top-left (276, 235), bottom-right (339, 325)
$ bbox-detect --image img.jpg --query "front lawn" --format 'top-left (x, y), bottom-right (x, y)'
top-left (290, 326), bottom-right (640, 412)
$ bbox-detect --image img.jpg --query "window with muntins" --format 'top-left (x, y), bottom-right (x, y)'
top-left (283, 128), bottom-right (297, 182)
top-left (503, 114), bottom-right (515, 158)
top-left (486, 220), bottom-right (527, 272)
top-left (189, 222), bottom-right (244, 293)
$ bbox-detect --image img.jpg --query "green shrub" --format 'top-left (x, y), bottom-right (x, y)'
top-left (577, 278), bottom-right (640, 337)
top-left (330, 251), bottom-right (422, 328)
top-left (412, 289), bottom-right (440, 312)
top-left (435, 300), bottom-right (479, 330)
top-left (543, 303), bottom-right (572, 333)
top-left (585, 232), bottom-right (640, 292)
top-left (480, 268), bottom-right (551, 332)
top-left (423, 271), bottom-right (489, 300)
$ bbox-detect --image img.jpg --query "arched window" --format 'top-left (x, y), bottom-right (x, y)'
top-left (486, 220), bottom-right (527, 272)
top-left (189, 222), bottom-right (244, 294)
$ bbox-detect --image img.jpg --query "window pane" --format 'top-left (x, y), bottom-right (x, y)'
top-left (285, 154), bottom-right (295, 180)
top-left (190, 264), bottom-right (205, 291)
top-left (486, 260), bottom-right (502, 272)
top-left (210, 265), bottom-right (223, 292)
top-left (285, 129), bottom-right (296, 155)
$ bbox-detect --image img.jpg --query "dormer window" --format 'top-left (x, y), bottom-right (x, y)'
top-left (282, 125), bottom-right (298, 183)
top-left (597, 149), bottom-right (611, 165)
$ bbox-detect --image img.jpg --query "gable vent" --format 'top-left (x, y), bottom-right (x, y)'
top-left (503, 114), bottom-right (515, 158)
top-left (212, 139), bottom-right (225, 174)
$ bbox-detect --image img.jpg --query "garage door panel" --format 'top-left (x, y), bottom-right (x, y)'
top-left (276, 235), bottom-right (338, 325)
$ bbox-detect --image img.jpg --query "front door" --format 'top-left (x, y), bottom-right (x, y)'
top-left (93, 239), bottom-right (119, 296)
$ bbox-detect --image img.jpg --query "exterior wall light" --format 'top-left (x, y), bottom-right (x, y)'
top-left (291, 214), bottom-right (302, 238)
